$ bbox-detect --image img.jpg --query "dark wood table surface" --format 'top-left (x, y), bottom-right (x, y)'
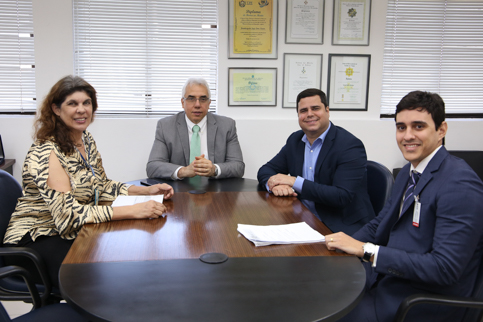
top-left (60, 179), bottom-right (366, 321)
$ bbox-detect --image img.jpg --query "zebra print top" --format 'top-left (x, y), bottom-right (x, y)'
top-left (3, 131), bottom-right (129, 244)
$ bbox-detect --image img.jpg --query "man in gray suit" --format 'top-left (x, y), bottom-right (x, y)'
top-left (147, 78), bottom-right (245, 179)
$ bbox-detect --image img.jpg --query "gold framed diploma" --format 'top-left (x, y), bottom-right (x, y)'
top-left (283, 53), bottom-right (322, 108)
top-left (332, 0), bottom-right (371, 46)
top-left (285, 0), bottom-right (325, 44)
top-left (228, 68), bottom-right (277, 106)
top-left (229, 0), bottom-right (278, 59)
top-left (327, 54), bottom-right (370, 111)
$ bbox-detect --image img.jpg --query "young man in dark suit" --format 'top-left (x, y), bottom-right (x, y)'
top-left (327, 91), bottom-right (483, 322)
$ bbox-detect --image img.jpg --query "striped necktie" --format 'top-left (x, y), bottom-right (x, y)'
top-left (401, 170), bottom-right (421, 216)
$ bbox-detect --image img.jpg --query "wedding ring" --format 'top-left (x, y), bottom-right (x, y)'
top-left (330, 238), bottom-right (334, 242)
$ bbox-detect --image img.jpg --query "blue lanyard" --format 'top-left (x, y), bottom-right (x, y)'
top-left (76, 136), bottom-right (99, 206)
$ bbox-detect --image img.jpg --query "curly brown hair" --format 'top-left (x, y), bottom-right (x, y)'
top-left (34, 75), bottom-right (98, 155)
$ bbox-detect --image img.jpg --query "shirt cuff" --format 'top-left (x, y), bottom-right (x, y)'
top-left (372, 245), bottom-right (381, 267)
top-left (172, 166), bottom-right (183, 180)
top-left (214, 164), bottom-right (221, 178)
top-left (292, 176), bottom-right (304, 193)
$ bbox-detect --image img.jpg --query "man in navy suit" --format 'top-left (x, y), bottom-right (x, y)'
top-left (327, 91), bottom-right (483, 322)
top-left (257, 88), bottom-right (375, 235)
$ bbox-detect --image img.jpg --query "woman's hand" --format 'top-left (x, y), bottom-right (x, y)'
top-left (112, 200), bottom-right (168, 220)
top-left (132, 200), bottom-right (168, 219)
top-left (128, 183), bottom-right (174, 199)
top-left (147, 183), bottom-right (174, 199)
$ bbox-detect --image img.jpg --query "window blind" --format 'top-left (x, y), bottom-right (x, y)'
top-left (0, 0), bottom-right (36, 113)
top-left (381, 0), bottom-right (483, 115)
top-left (73, 0), bottom-right (218, 116)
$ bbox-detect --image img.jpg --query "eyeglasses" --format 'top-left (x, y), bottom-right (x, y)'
top-left (183, 96), bottom-right (210, 104)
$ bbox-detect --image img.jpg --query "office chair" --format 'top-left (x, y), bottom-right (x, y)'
top-left (394, 258), bottom-right (483, 322)
top-left (448, 150), bottom-right (483, 182)
top-left (366, 161), bottom-right (394, 215)
top-left (0, 170), bottom-right (57, 306)
top-left (0, 265), bottom-right (87, 322)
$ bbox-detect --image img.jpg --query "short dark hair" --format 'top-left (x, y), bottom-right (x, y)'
top-left (395, 91), bottom-right (445, 129)
top-left (296, 88), bottom-right (328, 112)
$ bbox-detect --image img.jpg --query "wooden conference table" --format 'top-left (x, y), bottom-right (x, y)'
top-left (60, 177), bottom-right (366, 322)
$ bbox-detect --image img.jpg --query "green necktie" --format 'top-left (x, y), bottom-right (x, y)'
top-left (190, 125), bottom-right (201, 164)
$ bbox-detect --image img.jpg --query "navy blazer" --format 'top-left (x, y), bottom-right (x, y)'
top-left (257, 123), bottom-right (375, 235)
top-left (353, 147), bottom-right (483, 322)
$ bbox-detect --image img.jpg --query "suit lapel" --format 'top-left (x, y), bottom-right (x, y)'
top-left (177, 112), bottom-right (191, 165)
top-left (206, 113), bottom-right (216, 162)
top-left (295, 138), bottom-right (305, 177)
top-left (315, 123), bottom-right (335, 174)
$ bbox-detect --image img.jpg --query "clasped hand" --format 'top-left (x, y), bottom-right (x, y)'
top-left (179, 154), bottom-right (216, 178)
top-left (267, 174), bottom-right (297, 197)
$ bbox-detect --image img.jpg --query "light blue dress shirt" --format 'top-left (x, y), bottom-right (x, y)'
top-left (292, 123), bottom-right (331, 215)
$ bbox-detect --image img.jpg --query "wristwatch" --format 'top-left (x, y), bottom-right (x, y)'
top-left (362, 242), bottom-right (376, 262)
top-left (214, 166), bottom-right (219, 177)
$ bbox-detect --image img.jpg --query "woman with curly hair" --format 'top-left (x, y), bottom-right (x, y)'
top-left (4, 75), bottom-right (173, 288)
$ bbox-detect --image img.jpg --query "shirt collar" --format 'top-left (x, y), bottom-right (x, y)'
top-left (410, 145), bottom-right (443, 175)
top-left (185, 114), bottom-right (207, 133)
top-left (301, 122), bottom-right (331, 146)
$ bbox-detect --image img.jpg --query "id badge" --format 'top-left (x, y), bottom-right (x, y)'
top-left (413, 195), bottom-right (421, 227)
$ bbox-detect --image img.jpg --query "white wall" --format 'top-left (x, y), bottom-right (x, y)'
top-left (1, 0), bottom-right (482, 183)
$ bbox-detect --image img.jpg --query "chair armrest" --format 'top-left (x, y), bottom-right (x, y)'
top-left (0, 247), bottom-right (52, 305)
top-left (0, 266), bottom-right (41, 308)
top-left (394, 293), bottom-right (483, 322)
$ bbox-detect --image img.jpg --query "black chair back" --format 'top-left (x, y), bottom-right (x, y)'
top-left (0, 170), bottom-right (22, 246)
top-left (461, 258), bottom-right (483, 321)
top-left (367, 161), bottom-right (394, 215)
top-left (448, 151), bottom-right (483, 182)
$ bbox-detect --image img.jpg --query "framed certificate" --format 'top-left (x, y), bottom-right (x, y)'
top-left (228, 0), bottom-right (278, 59)
top-left (228, 68), bottom-right (277, 106)
top-left (327, 54), bottom-right (370, 111)
top-left (332, 0), bottom-right (371, 46)
top-left (285, 0), bottom-right (325, 44)
top-left (283, 53), bottom-right (323, 108)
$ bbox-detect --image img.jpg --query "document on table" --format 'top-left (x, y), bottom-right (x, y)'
top-left (111, 195), bottom-right (164, 207)
top-left (237, 222), bottom-right (325, 247)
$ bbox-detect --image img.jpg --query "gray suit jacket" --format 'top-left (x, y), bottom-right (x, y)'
top-left (146, 112), bottom-right (244, 179)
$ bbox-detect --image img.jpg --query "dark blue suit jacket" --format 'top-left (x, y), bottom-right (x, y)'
top-left (353, 147), bottom-right (483, 322)
top-left (257, 123), bottom-right (375, 235)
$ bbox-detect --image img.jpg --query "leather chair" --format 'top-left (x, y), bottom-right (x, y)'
top-left (0, 265), bottom-right (87, 322)
top-left (448, 150), bottom-right (483, 182)
top-left (367, 161), bottom-right (395, 215)
top-left (0, 170), bottom-right (58, 306)
top-left (394, 257), bottom-right (483, 322)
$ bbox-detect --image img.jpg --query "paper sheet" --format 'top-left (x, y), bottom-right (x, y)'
top-left (237, 222), bottom-right (325, 247)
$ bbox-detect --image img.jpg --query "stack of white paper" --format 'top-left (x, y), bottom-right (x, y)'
top-left (237, 222), bottom-right (325, 247)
